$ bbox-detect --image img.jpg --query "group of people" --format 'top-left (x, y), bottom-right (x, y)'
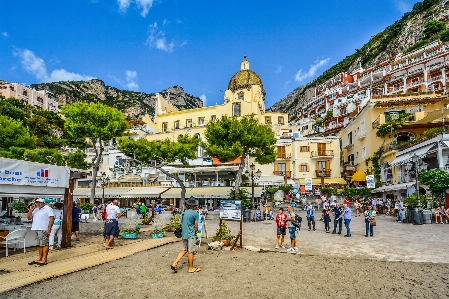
top-left (432, 206), bottom-right (449, 224)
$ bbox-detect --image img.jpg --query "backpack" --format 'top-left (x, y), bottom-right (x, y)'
top-left (292, 213), bottom-right (302, 229)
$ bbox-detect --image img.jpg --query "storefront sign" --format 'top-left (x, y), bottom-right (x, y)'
top-left (0, 158), bottom-right (70, 188)
top-left (366, 175), bottom-right (375, 189)
top-left (305, 178), bottom-right (312, 191)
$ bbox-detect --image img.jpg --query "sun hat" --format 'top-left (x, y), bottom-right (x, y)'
top-left (35, 198), bottom-right (45, 203)
top-left (185, 196), bottom-right (199, 206)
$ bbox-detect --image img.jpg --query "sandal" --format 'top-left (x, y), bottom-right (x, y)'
top-left (36, 262), bottom-right (48, 267)
top-left (171, 265), bottom-right (178, 273)
top-left (28, 261), bottom-right (39, 265)
top-left (188, 267), bottom-right (201, 273)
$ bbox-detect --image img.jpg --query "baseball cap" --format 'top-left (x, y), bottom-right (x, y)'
top-left (35, 198), bottom-right (45, 203)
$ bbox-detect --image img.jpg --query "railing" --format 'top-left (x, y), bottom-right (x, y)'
top-left (383, 142), bottom-right (398, 153)
top-left (310, 150), bottom-right (334, 157)
top-left (273, 171), bottom-right (291, 178)
top-left (372, 117), bottom-right (380, 129)
top-left (342, 140), bottom-right (353, 149)
top-left (315, 169), bottom-right (331, 177)
top-left (276, 153), bottom-right (292, 159)
top-left (430, 75), bottom-right (442, 82)
top-left (357, 129), bottom-right (366, 140)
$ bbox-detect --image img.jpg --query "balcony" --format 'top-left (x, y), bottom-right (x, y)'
top-left (383, 142), bottom-right (398, 153)
top-left (430, 75), bottom-right (442, 82)
top-left (342, 140), bottom-right (354, 150)
top-left (273, 170), bottom-right (291, 178)
top-left (357, 129), bottom-right (366, 140)
top-left (276, 153), bottom-right (292, 159)
top-left (315, 169), bottom-right (331, 177)
top-left (310, 150), bottom-right (334, 158)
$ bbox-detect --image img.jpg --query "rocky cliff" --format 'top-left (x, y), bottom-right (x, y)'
top-left (269, 0), bottom-right (449, 117)
top-left (30, 79), bottom-right (203, 119)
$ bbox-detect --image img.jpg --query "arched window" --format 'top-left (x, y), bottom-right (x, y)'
top-left (194, 133), bottom-right (200, 139)
top-left (394, 131), bottom-right (415, 144)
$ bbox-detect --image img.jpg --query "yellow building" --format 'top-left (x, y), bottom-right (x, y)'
top-left (144, 57), bottom-right (289, 141)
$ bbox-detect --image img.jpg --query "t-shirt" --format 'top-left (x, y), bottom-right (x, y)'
top-left (343, 207), bottom-right (352, 220)
top-left (181, 209), bottom-right (199, 240)
top-left (287, 211), bottom-right (296, 228)
top-left (275, 213), bottom-right (288, 228)
top-left (31, 205), bottom-right (54, 231)
top-left (305, 205), bottom-right (315, 217)
top-left (106, 204), bottom-right (120, 220)
top-left (333, 207), bottom-right (343, 218)
top-left (72, 206), bottom-right (81, 222)
top-left (53, 209), bottom-right (63, 225)
top-left (140, 205), bottom-right (147, 213)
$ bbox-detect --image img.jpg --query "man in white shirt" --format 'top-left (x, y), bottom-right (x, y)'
top-left (27, 198), bottom-right (54, 266)
top-left (105, 199), bottom-right (121, 249)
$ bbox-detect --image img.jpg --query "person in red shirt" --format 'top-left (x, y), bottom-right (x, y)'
top-left (275, 208), bottom-right (288, 249)
top-left (345, 198), bottom-right (350, 209)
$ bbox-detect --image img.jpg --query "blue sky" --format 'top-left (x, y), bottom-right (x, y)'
top-left (0, 0), bottom-right (419, 108)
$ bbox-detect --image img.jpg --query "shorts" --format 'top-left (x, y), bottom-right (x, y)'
top-left (182, 238), bottom-right (197, 253)
top-left (277, 226), bottom-right (286, 236)
top-left (288, 227), bottom-right (296, 239)
top-left (105, 219), bottom-right (119, 238)
top-left (72, 221), bottom-right (80, 232)
top-left (35, 230), bottom-right (49, 246)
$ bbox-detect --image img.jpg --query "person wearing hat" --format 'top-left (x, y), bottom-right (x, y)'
top-left (27, 198), bottom-right (55, 266)
top-left (171, 196), bottom-right (200, 273)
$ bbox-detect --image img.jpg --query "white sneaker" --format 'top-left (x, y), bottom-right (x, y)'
top-left (275, 245), bottom-right (279, 249)
top-left (281, 244), bottom-right (286, 249)
top-left (294, 247), bottom-right (298, 251)
top-left (287, 248), bottom-right (295, 253)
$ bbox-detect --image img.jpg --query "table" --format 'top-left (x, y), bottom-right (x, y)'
top-left (0, 224), bottom-right (37, 247)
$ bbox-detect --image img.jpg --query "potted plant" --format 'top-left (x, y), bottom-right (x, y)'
top-left (151, 229), bottom-right (166, 238)
top-left (12, 201), bottom-right (29, 220)
top-left (212, 222), bottom-right (235, 246)
top-left (163, 214), bottom-right (181, 232)
top-left (120, 224), bottom-right (141, 239)
top-left (141, 216), bottom-right (153, 225)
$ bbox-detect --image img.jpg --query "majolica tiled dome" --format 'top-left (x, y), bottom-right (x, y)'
top-left (228, 57), bottom-right (266, 95)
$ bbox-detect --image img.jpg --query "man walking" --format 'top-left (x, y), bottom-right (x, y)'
top-left (397, 199), bottom-right (403, 222)
top-left (286, 205), bottom-right (298, 253)
top-left (332, 202), bottom-right (343, 235)
top-left (304, 201), bottom-right (316, 231)
top-left (343, 202), bottom-right (352, 237)
top-left (72, 202), bottom-right (81, 241)
top-left (105, 199), bottom-right (121, 249)
top-left (27, 198), bottom-right (54, 266)
top-left (172, 196), bottom-right (200, 273)
top-left (275, 207), bottom-right (288, 249)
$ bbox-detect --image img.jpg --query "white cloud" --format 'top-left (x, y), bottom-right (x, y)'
top-left (295, 58), bottom-right (330, 83)
top-left (275, 65), bottom-right (282, 74)
top-left (2, 32), bottom-right (7, 38)
top-left (394, 0), bottom-right (413, 14)
top-left (199, 94), bottom-right (207, 107)
top-left (284, 81), bottom-right (290, 89)
top-left (14, 48), bottom-right (94, 83)
top-left (125, 70), bottom-right (139, 90)
top-left (117, 0), bottom-right (154, 17)
top-left (180, 41), bottom-right (188, 47)
top-left (146, 22), bottom-right (174, 53)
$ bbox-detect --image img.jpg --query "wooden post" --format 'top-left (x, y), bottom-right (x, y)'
top-left (62, 177), bottom-right (75, 248)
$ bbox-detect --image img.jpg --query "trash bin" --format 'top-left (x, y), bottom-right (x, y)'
top-left (412, 208), bottom-right (423, 225)
top-left (422, 210), bottom-right (432, 224)
top-left (243, 209), bottom-right (251, 222)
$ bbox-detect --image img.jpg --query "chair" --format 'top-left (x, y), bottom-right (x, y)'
top-left (0, 229), bottom-right (27, 257)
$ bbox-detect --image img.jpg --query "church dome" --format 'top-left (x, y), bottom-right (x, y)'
top-left (227, 57), bottom-right (266, 95)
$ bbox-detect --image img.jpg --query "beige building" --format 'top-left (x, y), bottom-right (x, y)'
top-left (0, 81), bottom-right (59, 112)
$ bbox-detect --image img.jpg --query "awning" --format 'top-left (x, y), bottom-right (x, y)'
top-left (0, 185), bottom-right (66, 198)
top-left (73, 187), bottom-right (169, 199)
top-left (258, 175), bottom-right (285, 184)
top-left (161, 186), bottom-right (264, 199)
top-left (311, 178), bottom-right (347, 185)
top-left (414, 108), bottom-right (449, 124)
top-left (391, 144), bottom-right (434, 166)
top-left (351, 170), bottom-right (366, 182)
top-left (372, 182), bottom-right (416, 193)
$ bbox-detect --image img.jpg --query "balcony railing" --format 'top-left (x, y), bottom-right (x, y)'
top-left (276, 153), bottom-right (292, 159)
top-left (315, 169), bottom-right (331, 177)
top-left (430, 75), bottom-right (442, 82)
top-left (357, 129), bottom-right (366, 140)
top-left (273, 170), bottom-right (291, 178)
top-left (310, 150), bottom-right (334, 158)
top-left (383, 142), bottom-right (398, 153)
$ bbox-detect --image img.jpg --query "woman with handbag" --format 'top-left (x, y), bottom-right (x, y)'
top-left (364, 205), bottom-right (376, 237)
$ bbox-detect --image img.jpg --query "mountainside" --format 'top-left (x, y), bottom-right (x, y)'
top-left (269, 0), bottom-right (449, 117)
top-left (30, 79), bottom-right (203, 119)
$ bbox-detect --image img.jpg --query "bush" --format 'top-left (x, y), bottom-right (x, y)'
top-left (12, 201), bottom-right (28, 213)
top-left (440, 29), bottom-right (449, 42)
top-left (79, 202), bottom-right (93, 213)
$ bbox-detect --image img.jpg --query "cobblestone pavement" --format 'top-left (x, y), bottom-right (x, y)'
top-left (212, 210), bottom-right (449, 263)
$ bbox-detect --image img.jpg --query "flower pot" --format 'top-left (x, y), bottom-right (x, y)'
top-left (221, 240), bottom-right (230, 246)
top-left (158, 232), bottom-right (165, 238)
top-left (122, 232), bottom-right (137, 239)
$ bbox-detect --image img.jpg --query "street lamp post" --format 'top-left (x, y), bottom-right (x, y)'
top-left (100, 172), bottom-right (110, 205)
top-left (411, 153), bottom-right (424, 225)
top-left (246, 163), bottom-right (261, 220)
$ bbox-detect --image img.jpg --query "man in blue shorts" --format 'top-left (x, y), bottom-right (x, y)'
top-left (286, 205), bottom-right (297, 253)
top-left (171, 196), bottom-right (200, 273)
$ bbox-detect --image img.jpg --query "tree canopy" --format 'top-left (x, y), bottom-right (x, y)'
top-left (419, 168), bottom-right (449, 196)
top-left (203, 114), bottom-right (276, 192)
top-left (118, 135), bottom-right (200, 204)
top-left (62, 102), bottom-right (128, 201)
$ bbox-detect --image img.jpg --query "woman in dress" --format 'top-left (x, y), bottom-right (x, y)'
top-left (354, 199), bottom-right (361, 217)
top-left (364, 205), bottom-right (376, 237)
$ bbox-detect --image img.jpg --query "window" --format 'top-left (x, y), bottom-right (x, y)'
top-left (186, 119), bottom-right (192, 128)
top-left (300, 164), bottom-right (309, 172)
top-left (278, 116), bottom-right (284, 125)
top-left (348, 131), bottom-right (353, 145)
top-left (317, 143), bottom-right (326, 156)
top-left (277, 163), bottom-right (286, 175)
top-left (233, 103), bottom-right (241, 117)
top-left (238, 92), bottom-right (244, 101)
top-left (317, 161), bottom-right (326, 170)
top-left (265, 116), bottom-right (272, 124)
top-left (356, 152), bottom-right (358, 158)
top-left (362, 147), bottom-right (366, 160)
top-left (300, 146), bottom-right (309, 152)
top-left (162, 122), bottom-right (168, 132)
top-left (302, 125), bottom-right (309, 131)
top-left (174, 121), bottom-right (180, 129)
top-left (211, 115), bottom-right (216, 121)
top-left (277, 146), bottom-right (286, 158)
top-left (198, 117), bottom-right (205, 125)
top-left (348, 154), bottom-right (354, 162)
top-left (23, 90), bottom-right (28, 97)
